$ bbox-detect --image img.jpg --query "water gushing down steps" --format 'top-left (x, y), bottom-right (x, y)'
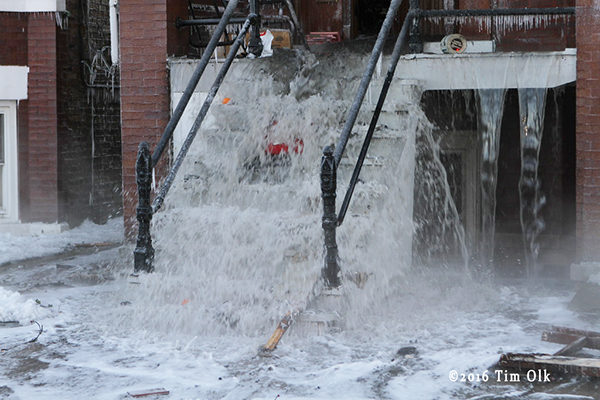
top-left (114, 47), bottom-right (453, 338)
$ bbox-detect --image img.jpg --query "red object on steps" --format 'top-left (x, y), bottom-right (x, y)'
top-left (266, 138), bottom-right (304, 155)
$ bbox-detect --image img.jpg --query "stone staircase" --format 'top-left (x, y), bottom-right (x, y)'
top-left (167, 55), bottom-right (422, 222)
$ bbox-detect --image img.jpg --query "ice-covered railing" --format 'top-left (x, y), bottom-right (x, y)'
top-left (134, 0), bottom-right (264, 273)
top-left (408, 4), bottom-right (575, 52)
top-left (320, 0), bottom-right (417, 288)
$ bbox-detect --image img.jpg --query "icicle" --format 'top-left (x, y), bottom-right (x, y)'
top-left (477, 89), bottom-right (506, 268)
top-left (518, 88), bottom-right (547, 278)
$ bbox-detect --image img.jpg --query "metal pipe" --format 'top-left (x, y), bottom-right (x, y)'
top-left (416, 7), bottom-right (575, 17)
top-left (264, 15), bottom-right (295, 40)
top-left (152, 16), bottom-right (255, 213)
top-left (321, 145), bottom-right (340, 288)
top-left (333, 0), bottom-right (404, 166)
top-left (337, 11), bottom-right (414, 227)
top-left (151, 0), bottom-right (240, 167)
top-left (176, 17), bottom-right (249, 27)
top-left (408, 0), bottom-right (422, 53)
top-left (109, 0), bottom-right (119, 65)
top-left (248, 0), bottom-right (263, 57)
top-left (134, 142), bottom-right (154, 273)
top-left (283, 0), bottom-right (310, 51)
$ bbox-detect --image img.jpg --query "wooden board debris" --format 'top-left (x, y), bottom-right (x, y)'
top-left (262, 311), bottom-right (296, 352)
top-left (554, 336), bottom-right (588, 356)
top-left (542, 326), bottom-right (600, 351)
top-left (499, 353), bottom-right (600, 378)
top-left (127, 388), bottom-right (170, 398)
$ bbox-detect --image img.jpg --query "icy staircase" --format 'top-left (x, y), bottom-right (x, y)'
top-left (169, 73), bottom-right (421, 220)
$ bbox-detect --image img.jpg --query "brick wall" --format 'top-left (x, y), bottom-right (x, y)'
top-left (56, 1), bottom-right (92, 226)
top-left (84, 0), bottom-right (122, 223)
top-left (0, 13), bottom-right (28, 65)
top-left (452, 0), bottom-right (576, 50)
top-left (120, 0), bottom-right (171, 237)
top-left (56, 0), bottom-right (123, 226)
top-left (0, 13), bottom-right (31, 220)
top-left (26, 13), bottom-right (59, 222)
top-left (576, 0), bottom-right (600, 261)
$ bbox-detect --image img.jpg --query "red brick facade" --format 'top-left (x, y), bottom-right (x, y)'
top-left (27, 14), bottom-right (60, 222)
top-left (120, 0), bottom-right (170, 237)
top-left (1, 3), bottom-right (123, 226)
top-left (0, 13), bottom-right (60, 223)
top-left (576, 0), bottom-right (600, 260)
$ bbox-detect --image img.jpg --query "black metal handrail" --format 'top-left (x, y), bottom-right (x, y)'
top-left (336, 10), bottom-right (414, 227)
top-left (320, 3), bottom-right (577, 289)
top-left (177, 0), bottom-right (310, 51)
top-left (415, 7), bottom-right (575, 18)
top-left (134, 0), bottom-right (261, 273)
top-left (319, 0), bottom-right (407, 289)
top-left (151, 0), bottom-right (242, 169)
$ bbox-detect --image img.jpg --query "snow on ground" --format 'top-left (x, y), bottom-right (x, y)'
top-left (0, 287), bottom-right (51, 323)
top-left (0, 217), bottom-right (123, 265)
top-left (1, 248), bottom-right (600, 400)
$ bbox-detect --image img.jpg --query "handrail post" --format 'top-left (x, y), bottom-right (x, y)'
top-left (408, 0), bottom-right (422, 53)
top-left (248, 0), bottom-right (263, 57)
top-left (321, 145), bottom-right (341, 288)
top-left (134, 142), bottom-right (154, 273)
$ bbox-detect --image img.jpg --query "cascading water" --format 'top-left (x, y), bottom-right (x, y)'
top-left (476, 89), bottom-right (506, 268)
top-left (518, 88), bottom-right (547, 277)
top-left (113, 46), bottom-right (434, 339)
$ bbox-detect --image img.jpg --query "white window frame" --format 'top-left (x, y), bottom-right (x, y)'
top-left (0, 0), bottom-right (65, 12)
top-left (0, 101), bottom-right (19, 223)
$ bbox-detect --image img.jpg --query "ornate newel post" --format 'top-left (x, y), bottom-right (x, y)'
top-left (133, 142), bottom-right (154, 273)
top-left (247, 0), bottom-right (264, 57)
top-left (321, 145), bottom-right (341, 288)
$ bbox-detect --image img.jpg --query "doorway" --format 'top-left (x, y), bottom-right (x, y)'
top-left (0, 101), bottom-right (19, 222)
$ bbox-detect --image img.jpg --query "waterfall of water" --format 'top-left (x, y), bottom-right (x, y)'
top-left (518, 88), bottom-right (547, 277)
top-left (113, 48), bottom-right (428, 338)
top-left (476, 89), bottom-right (506, 268)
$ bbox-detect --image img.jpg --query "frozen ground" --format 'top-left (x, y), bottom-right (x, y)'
top-left (1, 247), bottom-right (599, 400)
top-left (0, 218), bottom-right (123, 266)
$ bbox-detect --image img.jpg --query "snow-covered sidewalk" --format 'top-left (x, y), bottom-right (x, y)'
top-left (0, 218), bottom-right (124, 266)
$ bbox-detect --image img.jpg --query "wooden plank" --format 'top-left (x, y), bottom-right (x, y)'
top-left (127, 388), bottom-right (169, 398)
top-left (551, 326), bottom-right (600, 338)
top-left (499, 353), bottom-right (600, 378)
top-left (554, 336), bottom-right (587, 356)
top-left (542, 331), bottom-right (600, 350)
top-left (262, 311), bottom-right (296, 352)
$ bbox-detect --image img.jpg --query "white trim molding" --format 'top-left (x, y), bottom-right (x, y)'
top-left (397, 49), bottom-right (576, 90)
top-left (0, 66), bottom-right (29, 100)
top-left (0, 0), bottom-right (65, 12)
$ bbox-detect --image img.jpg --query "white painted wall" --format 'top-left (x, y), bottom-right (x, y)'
top-left (397, 49), bottom-right (576, 90)
top-left (0, 0), bottom-right (65, 12)
top-left (0, 67), bottom-right (29, 101)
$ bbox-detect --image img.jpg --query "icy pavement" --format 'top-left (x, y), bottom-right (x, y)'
top-left (0, 218), bottom-right (123, 266)
top-left (1, 250), bottom-right (600, 399)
